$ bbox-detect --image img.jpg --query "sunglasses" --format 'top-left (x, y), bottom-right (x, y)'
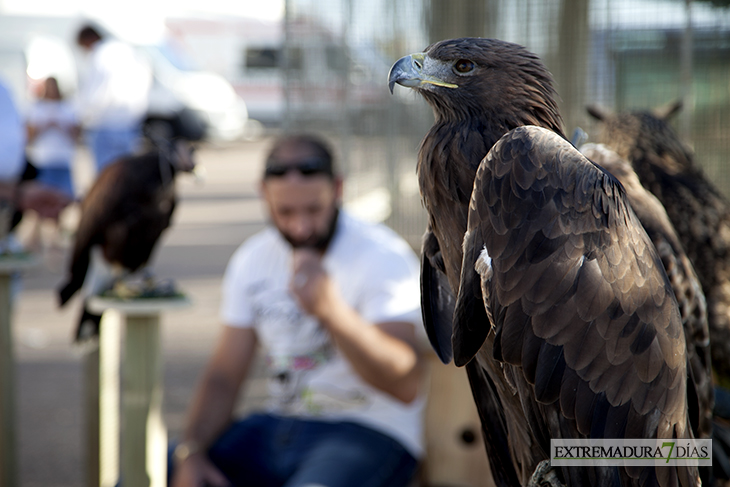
top-left (264, 157), bottom-right (331, 177)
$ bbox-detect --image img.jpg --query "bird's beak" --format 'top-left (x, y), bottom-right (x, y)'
top-left (388, 53), bottom-right (458, 94)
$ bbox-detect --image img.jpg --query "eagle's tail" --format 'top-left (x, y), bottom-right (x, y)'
top-left (60, 248), bottom-right (115, 342)
top-left (465, 361), bottom-right (521, 487)
top-left (57, 246), bottom-right (90, 306)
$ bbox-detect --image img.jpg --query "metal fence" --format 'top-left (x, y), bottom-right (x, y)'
top-left (280, 0), bottom-right (730, 249)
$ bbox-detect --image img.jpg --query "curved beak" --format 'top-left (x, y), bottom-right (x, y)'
top-left (388, 53), bottom-right (458, 94)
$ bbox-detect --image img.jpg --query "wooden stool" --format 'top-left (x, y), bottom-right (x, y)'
top-left (87, 296), bottom-right (191, 487)
top-left (0, 253), bottom-right (35, 487)
top-left (423, 353), bottom-right (495, 487)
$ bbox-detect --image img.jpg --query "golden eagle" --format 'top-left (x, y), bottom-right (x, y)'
top-left (58, 140), bottom-right (195, 340)
top-left (389, 37), bottom-right (706, 486)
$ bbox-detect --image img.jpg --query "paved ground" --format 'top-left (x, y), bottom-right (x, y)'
top-left (13, 138), bottom-right (273, 487)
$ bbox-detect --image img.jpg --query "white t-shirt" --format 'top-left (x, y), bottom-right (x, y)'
top-left (221, 211), bottom-right (425, 457)
top-left (26, 100), bottom-right (78, 168)
top-left (77, 39), bottom-right (151, 129)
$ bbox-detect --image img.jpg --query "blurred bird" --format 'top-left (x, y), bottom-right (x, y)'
top-left (586, 104), bottom-right (730, 389)
top-left (581, 143), bottom-right (713, 442)
top-left (57, 139), bottom-right (195, 340)
top-left (389, 37), bottom-right (705, 486)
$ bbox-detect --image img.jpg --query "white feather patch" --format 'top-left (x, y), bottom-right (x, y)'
top-left (475, 245), bottom-right (493, 280)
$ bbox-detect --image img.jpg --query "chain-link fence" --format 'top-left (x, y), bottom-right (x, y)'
top-left (279, 0), bottom-right (730, 249)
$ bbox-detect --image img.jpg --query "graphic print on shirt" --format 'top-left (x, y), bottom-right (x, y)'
top-left (248, 281), bottom-right (369, 415)
top-left (250, 284), bottom-right (331, 410)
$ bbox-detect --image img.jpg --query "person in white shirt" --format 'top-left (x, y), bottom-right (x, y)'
top-left (76, 24), bottom-right (151, 174)
top-left (23, 76), bottom-right (79, 253)
top-left (26, 76), bottom-right (79, 199)
top-left (170, 134), bottom-right (425, 487)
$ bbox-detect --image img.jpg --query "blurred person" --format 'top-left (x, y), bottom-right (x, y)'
top-left (24, 76), bottom-right (78, 256)
top-left (0, 77), bottom-right (69, 248)
top-left (170, 134), bottom-right (425, 487)
top-left (26, 76), bottom-right (79, 199)
top-left (76, 24), bottom-right (152, 174)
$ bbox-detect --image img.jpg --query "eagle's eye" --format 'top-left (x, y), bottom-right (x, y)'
top-left (453, 59), bottom-right (475, 74)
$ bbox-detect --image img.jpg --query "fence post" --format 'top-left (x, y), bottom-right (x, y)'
top-left (0, 255), bottom-right (35, 487)
top-left (84, 309), bottom-right (122, 487)
top-left (87, 296), bottom-right (190, 487)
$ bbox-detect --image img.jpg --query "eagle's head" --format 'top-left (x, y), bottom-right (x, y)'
top-left (389, 37), bottom-right (563, 135)
top-left (171, 139), bottom-right (197, 173)
top-left (587, 101), bottom-right (693, 170)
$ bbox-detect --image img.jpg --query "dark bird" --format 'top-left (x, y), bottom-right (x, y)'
top-left (587, 103), bottom-right (730, 391)
top-left (389, 38), bottom-right (705, 486)
top-left (58, 140), bottom-right (195, 340)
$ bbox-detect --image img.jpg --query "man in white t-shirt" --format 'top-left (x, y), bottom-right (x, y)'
top-left (170, 134), bottom-right (425, 487)
top-left (76, 24), bottom-right (151, 174)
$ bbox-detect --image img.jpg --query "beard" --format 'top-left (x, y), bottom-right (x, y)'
top-left (281, 208), bottom-right (340, 252)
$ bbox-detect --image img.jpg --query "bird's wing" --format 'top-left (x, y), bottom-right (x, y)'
top-left (76, 162), bottom-right (133, 248)
top-left (58, 161), bottom-right (131, 305)
top-left (104, 194), bottom-right (176, 271)
top-left (420, 228), bottom-right (456, 363)
top-left (455, 125), bottom-right (690, 444)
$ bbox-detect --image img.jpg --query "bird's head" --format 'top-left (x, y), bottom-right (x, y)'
top-left (586, 100), bottom-right (691, 166)
top-left (389, 37), bottom-right (563, 134)
top-left (171, 139), bottom-right (196, 173)
top-left (164, 139), bottom-right (207, 184)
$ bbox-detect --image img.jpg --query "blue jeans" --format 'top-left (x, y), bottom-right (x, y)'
top-left (36, 166), bottom-right (75, 199)
top-left (86, 126), bottom-right (142, 173)
top-left (168, 413), bottom-right (419, 487)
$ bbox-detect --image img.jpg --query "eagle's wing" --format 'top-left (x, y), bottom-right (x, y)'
top-left (456, 125), bottom-right (690, 442)
top-left (421, 228), bottom-right (522, 486)
top-left (58, 161), bottom-right (133, 305)
top-left (421, 228), bottom-right (456, 364)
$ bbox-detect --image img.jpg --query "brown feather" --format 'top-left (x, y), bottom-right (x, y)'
top-left (581, 144), bottom-right (713, 442)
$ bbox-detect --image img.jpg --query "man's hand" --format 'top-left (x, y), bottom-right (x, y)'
top-left (171, 453), bottom-right (230, 487)
top-left (290, 248), bottom-right (339, 319)
top-left (290, 248), bottom-right (423, 403)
